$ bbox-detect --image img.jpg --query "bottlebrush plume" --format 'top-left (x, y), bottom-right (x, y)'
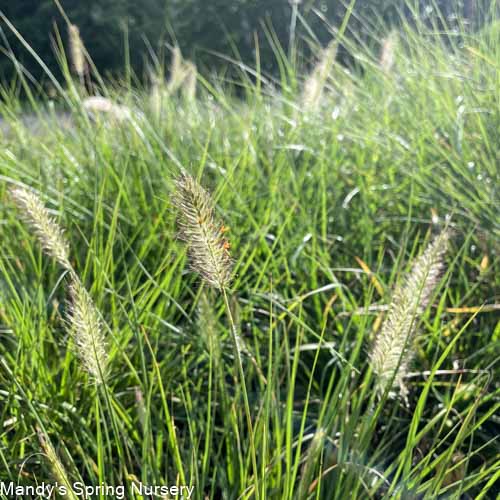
top-left (379, 31), bottom-right (398, 74)
top-left (68, 24), bottom-right (85, 79)
top-left (67, 278), bottom-right (108, 384)
top-left (302, 40), bottom-right (337, 110)
top-left (370, 231), bottom-right (449, 398)
top-left (168, 46), bottom-right (185, 94)
top-left (183, 61), bottom-right (197, 100)
top-left (83, 96), bottom-right (132, 122)
top-left (174, 172), bottom-right (232, 289)
top-left (10, 186), bottom-right (71, 271)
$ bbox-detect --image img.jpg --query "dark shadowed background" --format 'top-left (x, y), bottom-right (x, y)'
top-left (0, 1), bottom-right (493, 84)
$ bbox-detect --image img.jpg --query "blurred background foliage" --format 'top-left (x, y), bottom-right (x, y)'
top-left (0, 0), bottom-right (495, 85)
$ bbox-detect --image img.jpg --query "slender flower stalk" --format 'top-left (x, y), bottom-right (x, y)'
top-left (174, 172), bottom-right (260, 497)
top-left (174, 173), bottom-right (266, 373)
top-left (67, 277), bottom-right (108, 385)
top-left (10, 186), bottom-right (71, 271)
top-left (11, 186), bottom-right (109, 385)
top-left (370, 231), bottom-right (449, 398)
top-left (149, 72), bottom-right (166, 118)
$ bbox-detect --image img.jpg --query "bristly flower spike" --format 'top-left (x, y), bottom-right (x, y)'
top-left (302, 40), bottom-right (337, 110)
top-left (68, 24), bottom-right (85, 80)
top-left (370, 231), bottom-right (449, 399)
top-left (11, 186), bottom-right (109, 385)
top-left (379, 30), bottom-right (398, 74)
top-left (67, 277), bottom-right (108, 385)
top-left (174, 172), bottom-right (232, 290)
top-left (10, 186), bottom-right (72, 271)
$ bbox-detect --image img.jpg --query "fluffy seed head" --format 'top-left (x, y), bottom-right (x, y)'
top-left (168, 46), bottom-right (185, 93)
top-left (68, 24), bottom-right (85, 79)
top-left (302, 40), bottom-right (337, 110)
top-left (67, 278), bottom-right (108, 384)
top-left (83, 96), bottom-right (132, 122)
top-left (183, 61), bottom-right (197, 100)
top-left (174, 173), bottom-right (232, 289)
top-left (380, 31), bottom-right (398, 73)
top-left (370, 231), bottom-right (449, 398)
top-left (10, 186), bottom-right (71, 271)
top-left (149, 77), bottom-right (166, 118)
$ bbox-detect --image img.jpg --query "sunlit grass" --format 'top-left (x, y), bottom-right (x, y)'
top-left (0, 7), bottom-right (498, 499)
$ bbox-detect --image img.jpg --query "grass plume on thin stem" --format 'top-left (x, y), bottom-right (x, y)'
top-left (174, 172), bottom-right (232, 290)
top-left (370, 231), bottom-right (449, 399)
top-left (174, 172), bottom-right (260, 497)
top-left (67, 278), bottom-right (108, 385)
top-left (10, 186), bottom-right (108, 385)
top-left (10, 186), bottom-right (72, 271)
top-left (168, 46), bottom-right (185, 94)
top-left (82, 96), bottom-right (132, 122)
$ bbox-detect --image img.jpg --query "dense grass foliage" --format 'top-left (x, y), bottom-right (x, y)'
top-left (0, 14), bottom-right (498, 500)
